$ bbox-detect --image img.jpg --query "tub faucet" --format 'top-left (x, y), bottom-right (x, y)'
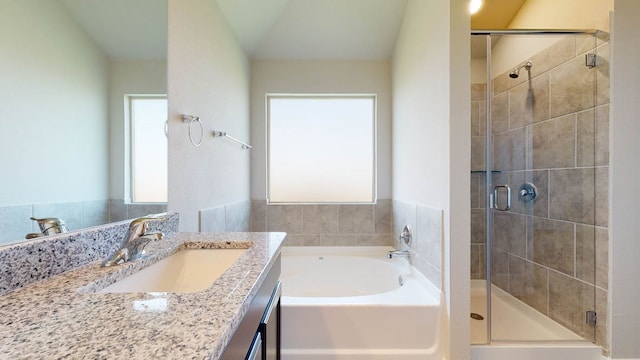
top-left (387, 249), bottom-right (410, 259)
top-left (102, 213), bottom-right (167, 267)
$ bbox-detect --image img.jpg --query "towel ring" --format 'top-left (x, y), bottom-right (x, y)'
top-left (181, 115), bottom-right (204, 147)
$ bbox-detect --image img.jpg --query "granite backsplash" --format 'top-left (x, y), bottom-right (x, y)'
top-left (0, 212), bottom-right (179, 295)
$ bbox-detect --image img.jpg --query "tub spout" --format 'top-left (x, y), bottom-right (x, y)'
top-left (387, 250), bottom-right (410, 259)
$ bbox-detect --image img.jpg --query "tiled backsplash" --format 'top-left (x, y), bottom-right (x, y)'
top-left (0, 212), bottom-right (179, 295)
top-left (471, 34), bottom-right (610, 348)
top-left (250, 200), bottom-right (393, 247)
top-left (0, 200), bottom-right (167, 245)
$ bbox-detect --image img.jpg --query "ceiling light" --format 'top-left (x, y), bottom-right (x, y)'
top-left (469, 0), bottom-right (482, 15)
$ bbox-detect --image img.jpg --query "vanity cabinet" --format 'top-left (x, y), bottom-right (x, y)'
top-left (260, 282), bottom-right (281, 360)
top-left (246, 333), bottom-right (262, 360)
top-left (221, 254), bottom-right (281, 360)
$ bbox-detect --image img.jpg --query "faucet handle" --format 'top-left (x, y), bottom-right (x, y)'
top-left (127, 213), bottom-right (168, 240)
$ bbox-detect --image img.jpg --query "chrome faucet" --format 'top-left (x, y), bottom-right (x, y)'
top-left (25, 217), bottom-right (69, 239)
top-left (102, 214), bottom-right (167, 267)
top-left (387, 249), bottom-right (410, 259)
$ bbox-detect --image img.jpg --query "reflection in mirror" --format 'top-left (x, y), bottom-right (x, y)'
top-left (0, 0), bottom-right (168, 245)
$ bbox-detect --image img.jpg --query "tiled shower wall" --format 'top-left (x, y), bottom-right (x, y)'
top-left (470, 83), bottom-right (487, 281)
top-left (471, 35), bottom-right (610, 348)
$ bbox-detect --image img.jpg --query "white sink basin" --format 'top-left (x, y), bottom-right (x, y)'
top-left (98, 248), bottom-right (247, 293)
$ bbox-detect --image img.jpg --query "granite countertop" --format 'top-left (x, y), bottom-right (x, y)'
top-left (0, 232), bottom-right (285, 360)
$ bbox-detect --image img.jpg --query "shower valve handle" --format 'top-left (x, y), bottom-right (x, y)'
top-left (518, 182), bottom-right (538, 203)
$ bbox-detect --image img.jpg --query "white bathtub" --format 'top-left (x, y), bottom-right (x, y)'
top-left (470, 280), bottom-right (602, 360)
top-left (280, 246), bottom-right (443, 360)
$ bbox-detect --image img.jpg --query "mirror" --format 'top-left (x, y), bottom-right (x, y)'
top-left (0, 0), bottom-right (168, 246)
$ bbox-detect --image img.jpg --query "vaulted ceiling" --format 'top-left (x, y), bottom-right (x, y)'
top-left (216, 0), bottom-right (408, 60)
top-left (59, 0), bottom-right (167, 60)
top-left (217, 0), bottom-right (527, 60)
top-left (59, 0), bottom-right (526, 62)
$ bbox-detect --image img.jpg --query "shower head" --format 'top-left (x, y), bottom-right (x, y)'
top-left (509, 60), bottom-right (533, 79)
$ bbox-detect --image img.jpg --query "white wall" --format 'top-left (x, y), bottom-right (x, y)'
top-left (449, 0), bottom-right (472, 357)
top-left (250, 60), bottom-right (392, 201)
top-left (393, 1), bottom-right (450, 208)
top-left (167, 0), bottom-right (250, 231)
top-left (109, 60), bottom-right (167, 201)
top-left (0, 0), bottom-right (109, 205)
top-left (610, 2), bottom-right (640, 358)
top-left (392, 0), bottom-right (470, 359)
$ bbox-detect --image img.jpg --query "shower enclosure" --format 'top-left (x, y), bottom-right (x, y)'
top-left (470, 30), bottom-right (609, 352)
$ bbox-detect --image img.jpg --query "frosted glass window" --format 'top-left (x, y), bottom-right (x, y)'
top-left (130, 97), bottom-right (168, 203)
top-left (267, 95), bottom-right (376, 203)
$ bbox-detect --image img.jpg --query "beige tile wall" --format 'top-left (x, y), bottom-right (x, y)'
top-left (250, 200), bottom-right (394, 247)
top-left (470, 83), bottom-right (487, 280)
top-left (471, 34), bottom-right (609, 349)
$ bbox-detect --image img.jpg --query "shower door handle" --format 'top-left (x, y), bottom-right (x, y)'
top-left (493, 185), bottom-right (511, 211)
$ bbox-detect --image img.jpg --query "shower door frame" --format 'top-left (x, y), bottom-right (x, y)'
top-left (471, 29), bottom-right (602, 345)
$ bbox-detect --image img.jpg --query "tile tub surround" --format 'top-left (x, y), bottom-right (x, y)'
top-left (0, 212), bottom-right (179, 295)
top-left (392, 200), bottom-right (443, 290)
top-left (470, 35), bottom-right (610, 348)
top-left (0, 231), bottom-right (286, 360)
top-left (250, 200), bottom-right (394, 247)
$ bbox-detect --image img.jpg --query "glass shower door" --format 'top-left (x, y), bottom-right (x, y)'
top-left (488, 32), bottom-right (601, 344)
top-left (471, 31), bottom-right (608, 347)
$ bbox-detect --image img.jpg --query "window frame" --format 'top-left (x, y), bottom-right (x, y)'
top-left (127, 94), bottom-right (168, 204)
top-left (266, 93), bottom-right (378, 205)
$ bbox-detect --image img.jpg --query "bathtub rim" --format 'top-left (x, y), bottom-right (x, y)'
top-left (282, 245), bottom-right (400, 257)
top-left (280, 246), bottom-right (441, 306)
